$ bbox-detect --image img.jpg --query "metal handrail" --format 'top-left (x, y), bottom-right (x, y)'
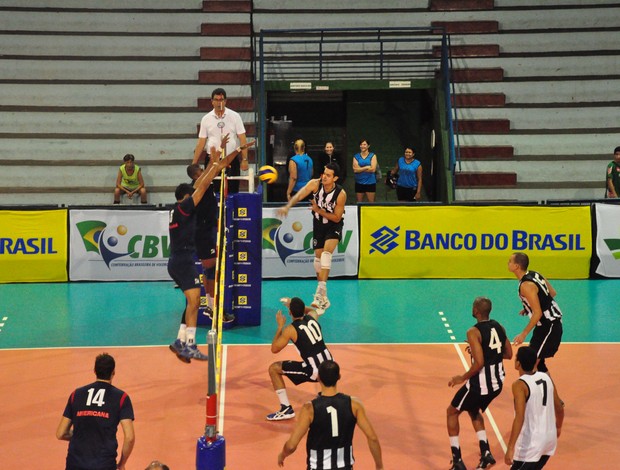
top-left (254, 27), bottom-right (458, 200)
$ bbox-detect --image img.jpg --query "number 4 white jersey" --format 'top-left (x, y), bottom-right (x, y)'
top-left (514, 372), bottom-right (558, 462)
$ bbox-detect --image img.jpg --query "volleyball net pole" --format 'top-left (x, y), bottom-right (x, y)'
top-left (196, 155), bottom-right (230, 470)
top-left (197, 157), bottom-right (256, 469)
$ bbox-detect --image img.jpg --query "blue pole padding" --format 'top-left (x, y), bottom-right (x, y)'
top-left (196, 435), bottom-right (226, 470)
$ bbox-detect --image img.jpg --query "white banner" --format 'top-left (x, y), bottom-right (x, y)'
top-left (69, 209), bottom-right (171, 281)
top-left (595, 203), bottom-right (620, 278)
top-left (262, 205), bottom-right (359, 278)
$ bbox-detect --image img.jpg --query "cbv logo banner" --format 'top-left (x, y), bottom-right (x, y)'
top-left (262, 206), bottom-right (359, 278)
top-left (69, 209), bottom-right (171, 281)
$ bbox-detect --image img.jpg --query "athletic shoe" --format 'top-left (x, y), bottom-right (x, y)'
top-left (169, 339), bottom-right (190, 364)
top-left (223, 313), bottom-right (235, 323)
top-left (204, 305), bottom-right (214, 318)
top-left (476, 451), bottom-right (496, 469)
top-left (318, 294), bottom-right (331, 310)
top-left (180, 344), bottom-right (208, 361)
top-left (311, 294), bottom-right (330, 311)
top-left (266, 405), bottom-right (295, 421)
top-left (450, 459), bottom-right (467, 470)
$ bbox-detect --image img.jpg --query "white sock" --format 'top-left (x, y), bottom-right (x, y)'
top-left (317, 281), bottom-right (327, 296)
top-left (476, 430), bottom-right (487, 443)
top-left (276, 389), bottom-right (290, 407)
top-left (207, 294), bottom-right (214, 308)
top-left (450, 436), bottom-right (460, 448)
top-left (186, 327), bottom-right (197, 345)
top-left (177, 324), bottom-right (187, 342)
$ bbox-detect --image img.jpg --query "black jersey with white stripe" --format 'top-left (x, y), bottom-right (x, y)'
top-left (519, 270), bottom-right (563, 325)
top-left (467, 320), bottom-right (508, 396)
top-left (312, 183), bottom-right (344, 225)
top-left (292, 315), bottom-right (332, 369)
top-left (307, 393), bottom-right (356, 470)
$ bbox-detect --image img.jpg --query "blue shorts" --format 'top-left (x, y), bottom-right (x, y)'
top-left (167, 252), bottom-right (201, 291)
top-left (195, 225), bottom-right (217, 260)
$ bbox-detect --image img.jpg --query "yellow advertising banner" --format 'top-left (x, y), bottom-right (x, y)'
top-left (359, 205), bottom-right (592, 279)
top-left (0, 210), bottom-right (68, 283)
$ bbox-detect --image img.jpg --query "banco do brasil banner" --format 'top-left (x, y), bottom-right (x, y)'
top-left (359, 205), bottom-right (591, 279)
top-left (0, 209), bottom-right (68, 283)
top-left (70, 209), bottom-right (171, 281)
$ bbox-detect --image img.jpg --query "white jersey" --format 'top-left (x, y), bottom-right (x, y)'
top-left (513, 372), bottom-right (558, 462)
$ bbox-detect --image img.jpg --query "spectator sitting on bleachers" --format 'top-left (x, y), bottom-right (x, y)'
top-left (113, 154), bottom-right (147, 204)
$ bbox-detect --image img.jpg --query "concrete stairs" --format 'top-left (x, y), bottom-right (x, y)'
top-left (430, 0), bottom-right (619, 202)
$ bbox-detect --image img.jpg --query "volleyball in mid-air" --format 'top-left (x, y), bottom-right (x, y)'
top-left (258, 165), bottom-right (278, 184)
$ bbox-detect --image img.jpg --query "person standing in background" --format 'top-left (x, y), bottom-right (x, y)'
top-left (605, 145), bottom-right (620, 198)
top-left (352, 139), bottom-right (378, 202)
top-left (193, 88), bottom-right (248, 194)
top-left (390, 146), bottom-right (423, 202)
top-left (287, 139), bottom-right (313, 201)
top-left (314, 141), bottom-right (346, 185)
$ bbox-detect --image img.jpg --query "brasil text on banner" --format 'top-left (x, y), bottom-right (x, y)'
top-left (0, 209), bottom-right (68, 283)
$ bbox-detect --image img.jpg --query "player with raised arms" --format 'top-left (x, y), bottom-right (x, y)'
top-left (277, 162), bottom-right (346, 312)
top-left (168, 134), bottom-right (254, 362)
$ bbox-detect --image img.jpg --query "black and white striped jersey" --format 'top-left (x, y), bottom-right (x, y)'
top-left (292, 315), bottom-right (333, 378)
top-left (519, 270), bottom-right (563, 325)
top-left (312, 183), bottom-right (344, 225)
top-left (306, 393), bottom-right (356, 470)
top-left (467, 320), bottom-right (508, 396)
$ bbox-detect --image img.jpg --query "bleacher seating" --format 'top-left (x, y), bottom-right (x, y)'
top-left (1, 0), bottom-right (618, 204)
top-left (0, 0), bottom-right (251, 205)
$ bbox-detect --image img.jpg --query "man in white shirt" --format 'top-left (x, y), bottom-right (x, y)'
top-left (193, 87), bottom-right (248, 193)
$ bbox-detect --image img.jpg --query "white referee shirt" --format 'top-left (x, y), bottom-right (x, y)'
top-left (513, 371), bottom-right (558, 462)
top-left (198, 107), bottom-right (246, 156)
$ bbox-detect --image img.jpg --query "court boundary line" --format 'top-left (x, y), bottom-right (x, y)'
top-left (452, 343), bottom-right (507, 452)
top-left (1, 340), bottom-right (618, 352)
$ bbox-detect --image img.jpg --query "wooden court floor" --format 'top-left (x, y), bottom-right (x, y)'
top-left (1, 279), bottom-right (619, 469)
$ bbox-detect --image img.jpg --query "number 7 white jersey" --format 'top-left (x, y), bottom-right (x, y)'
top-left (513, 372), bottom-right (558, 462)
